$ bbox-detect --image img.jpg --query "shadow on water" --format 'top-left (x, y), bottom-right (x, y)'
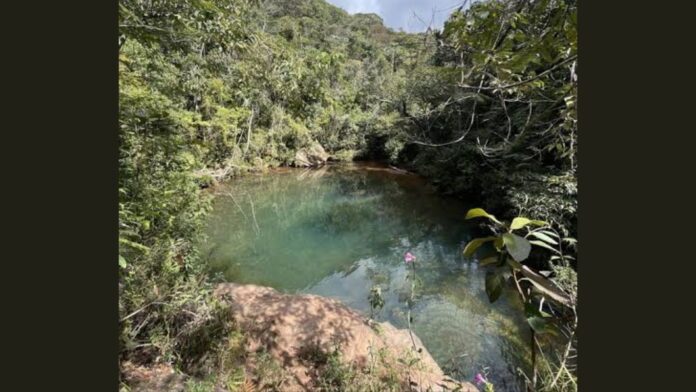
top-left (202, 162), bottom-right (531, 390)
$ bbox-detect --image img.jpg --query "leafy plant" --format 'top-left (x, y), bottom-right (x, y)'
top-left (463, 208), bottom-right (550, 304)
top-left (463, 207), bottom-right (576, 390)
top-left (367, 286), bottom-right (385, 319)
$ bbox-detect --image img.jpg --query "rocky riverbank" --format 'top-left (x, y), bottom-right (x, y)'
top-left (213, 283), bottom-right (477, 392)
top-left (122, 283), bottom-right (478, 392)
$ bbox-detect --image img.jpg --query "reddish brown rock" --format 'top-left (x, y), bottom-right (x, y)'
top-left (214, 283), bottom-right (478, 392)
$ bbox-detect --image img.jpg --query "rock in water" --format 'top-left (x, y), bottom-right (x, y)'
top-left (214, 283), bottom-right (478, 392)
top-left (294, 142), bottom-right (330, 167)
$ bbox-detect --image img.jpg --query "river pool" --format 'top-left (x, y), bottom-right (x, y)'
top-left (203, 162), bottom-right (531, 390)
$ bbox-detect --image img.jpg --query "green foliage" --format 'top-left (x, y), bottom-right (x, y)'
top-left (465, 208), bottom-right (503, 225)
top-left (119, 0), bottom-right (258, 375)
top-left (464, 207), bottom-right (540, 265)
top-left (502, 233), bottom-right (531, 262)
top-left (463, 207), bottom-right (569, 303)
top-left (485, 269), bottom-right (505, 303)
top-left (118, 0), bottom-right (421, 381)
top-left (510, 217), bottom-right (547, 231)
top-left (463, 236), bottom-right (496, 257)
top-left (317, 348), bottom-right (356, 391)
top-left (315, 346), bottom-right (403, 392)
top-left (367, 286), bottom-right (385, 319)
top-left (252, 351), bottom-right (290, 390)
top-left (397, 0), bottom-right (578, 244)
top-left (464, 207), bottom-right (577, 391)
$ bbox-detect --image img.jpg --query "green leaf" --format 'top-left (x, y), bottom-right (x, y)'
top-left (485, 270), bottom-right (504, 303)
top-left (529, 240), bottom-right (559, 253)
top-left (119, 255), bottom-right (127, 269)
top-left (503, 233), bottom-right (531, 261)
top-left (510, 217), bottom-right (532, 230)
top-left (494, 237), bottom-right (504, 251)
top-left (119, 237), bottom-right (150, 253)
top-left (524, 301), bottom-right (555, 334)
top-left (536, 230), bottom-right (559, 238)
top-left (524, 302), bottom-right (552, 319)
top-left (527, 316), bottom-right (549, 334)
top-left (563, 237), bottom-right (578, 245)
top-left (510, 217), bottom-right (547, 231)
top-left (507, 257), bottom-right (523, 270)
top-left (463, 236), bottom-right (496, 257)
top-left (465, 208), bottom-right (502, 225)
top-left (527, 231), bottom-right (558, 245)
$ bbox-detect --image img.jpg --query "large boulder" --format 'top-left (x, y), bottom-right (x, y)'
top-left (214, 283), bottom-right (478, 392)
top-left (293, 143), bottom-right (330, 167)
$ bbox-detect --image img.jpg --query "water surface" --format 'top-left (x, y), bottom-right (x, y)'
top-left (203, 162), bottom-right (531, 390)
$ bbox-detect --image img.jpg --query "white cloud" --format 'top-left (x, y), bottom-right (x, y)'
top-left (330, 0), bottom-right (382, 14)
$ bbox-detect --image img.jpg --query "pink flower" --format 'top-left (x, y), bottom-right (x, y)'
top-left (404, 252), bottom-right (416, 263)
top-left (474, 373), bottom-right (487, 386)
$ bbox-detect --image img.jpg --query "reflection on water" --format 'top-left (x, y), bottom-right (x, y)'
top-left (203, 162), bottom-right (531, 390)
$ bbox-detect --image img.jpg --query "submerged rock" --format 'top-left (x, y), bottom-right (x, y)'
top-left (294, 143), bottom-right (330, 167)
top-left (214, 283), bottom-right (478, 392)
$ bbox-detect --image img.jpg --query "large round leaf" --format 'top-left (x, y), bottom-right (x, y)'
top-left (503, 233), bottom-right (531, 262)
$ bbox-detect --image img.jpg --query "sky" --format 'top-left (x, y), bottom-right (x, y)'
top-left (325, 0), bottom-right (468, 33)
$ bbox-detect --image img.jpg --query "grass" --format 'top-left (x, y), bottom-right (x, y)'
top-left (313, 345), bottom-right (408, 392)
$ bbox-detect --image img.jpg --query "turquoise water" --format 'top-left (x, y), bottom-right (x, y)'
top-left (203, 162), bottom-right (531, 390)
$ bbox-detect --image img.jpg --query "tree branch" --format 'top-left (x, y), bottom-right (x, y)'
top-left (458, 55), bottom-right (577, 91)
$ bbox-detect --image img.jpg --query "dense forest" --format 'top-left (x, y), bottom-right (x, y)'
top-left (119, 0), bottom-right (577, 390)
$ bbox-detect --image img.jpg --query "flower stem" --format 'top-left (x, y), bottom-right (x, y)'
top-left (407, 260), bottom-right (418, 350)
